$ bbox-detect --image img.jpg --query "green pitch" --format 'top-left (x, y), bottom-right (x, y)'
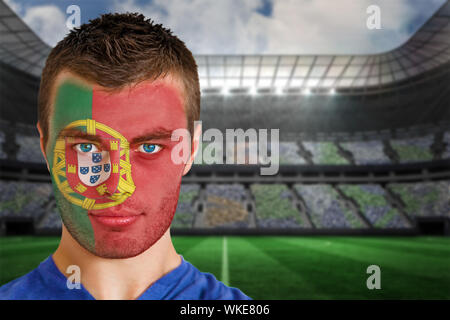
top-left (1, 235), bottom-right (449, 299)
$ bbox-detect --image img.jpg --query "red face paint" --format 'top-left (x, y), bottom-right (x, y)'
top-left (50, 77), bottom-right (189, 258)
top-left (84, 80), bottom-right (188, 258)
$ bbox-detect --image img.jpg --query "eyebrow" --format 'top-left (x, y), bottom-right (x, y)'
top-left (130, 129), bottom-right (174, 145)
top-left (60, 129), bottom-right (102, 143)
top-left (60, 128), bottom-right (174, 145)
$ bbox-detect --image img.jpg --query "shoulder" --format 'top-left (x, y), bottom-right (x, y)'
top-left (0, 268), bottom-right (44, 300)
top-left (0, 256), bottom-right (89, 300)
top-left (161, 258), bottom-right (252, 300)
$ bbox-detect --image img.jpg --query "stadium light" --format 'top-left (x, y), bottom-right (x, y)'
top-left (329, 88), bottom-right (336, 95)
top-left (302, 88), bottom-right (311, 95)
top-left (275, 86), bottom-right (284, 95)
top-left (222, 86), bottom-right (230, 96)
top-left (249, 86), bottom-right (257, 96)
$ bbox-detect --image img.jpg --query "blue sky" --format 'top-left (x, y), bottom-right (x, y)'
top-left (4, 0), bottom-right (446, 54)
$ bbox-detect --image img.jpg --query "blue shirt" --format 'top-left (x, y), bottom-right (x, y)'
top-left (0, 255), bottom-right (251, 300)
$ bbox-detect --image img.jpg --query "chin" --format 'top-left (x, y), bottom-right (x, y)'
top-left (93, 237), bottom-right (157, 259)
top-left (92, 222), bottom-right (172, 259)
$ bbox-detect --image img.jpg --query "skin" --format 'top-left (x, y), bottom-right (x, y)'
top-left (37, 70), bottom-right (201, 299)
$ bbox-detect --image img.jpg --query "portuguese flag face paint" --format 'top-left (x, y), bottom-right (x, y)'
top-left (48, 76), bottom-right (188, 258)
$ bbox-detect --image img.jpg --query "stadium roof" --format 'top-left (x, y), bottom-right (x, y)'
top-left (0, 0), bottom-right (51, 77)
top-left (0, 0), bottom-right (449, 90)
top-left (199, 1), bottom-right (450, 93)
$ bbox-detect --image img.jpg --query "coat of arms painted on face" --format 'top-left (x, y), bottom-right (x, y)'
top-left (52, 119), bottom-right (136, 210)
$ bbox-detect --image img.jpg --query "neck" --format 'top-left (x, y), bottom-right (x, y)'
top-left (53, 225), bottom-right (181, 300)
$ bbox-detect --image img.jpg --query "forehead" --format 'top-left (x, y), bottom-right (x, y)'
top-left (50, 72), bottom-right (187, 139)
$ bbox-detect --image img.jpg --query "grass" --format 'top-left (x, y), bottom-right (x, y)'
top-left (1, 235), bottom-right (449, 299)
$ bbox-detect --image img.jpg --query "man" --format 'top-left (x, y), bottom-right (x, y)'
top-left (0, 13), bottom-right (250, 300)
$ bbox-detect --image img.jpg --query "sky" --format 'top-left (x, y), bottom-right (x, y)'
top-left (4, 0), bottom-right (447, 55)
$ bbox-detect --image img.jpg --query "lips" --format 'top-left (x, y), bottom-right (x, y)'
top-left (88, 208), bottom-right (143, 228)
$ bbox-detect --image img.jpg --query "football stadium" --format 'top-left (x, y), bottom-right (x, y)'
top-left (0, 0), bottom-right (449, 299)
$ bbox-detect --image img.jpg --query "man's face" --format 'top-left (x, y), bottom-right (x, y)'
top-left (45, 72), bottom-right (191, 258)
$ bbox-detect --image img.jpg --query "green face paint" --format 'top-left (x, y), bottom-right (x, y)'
top-left (47, 80), bottom-right (96, 251)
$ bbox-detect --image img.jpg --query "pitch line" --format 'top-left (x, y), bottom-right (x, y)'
top-left (221, 236), bottom-right (229, 286)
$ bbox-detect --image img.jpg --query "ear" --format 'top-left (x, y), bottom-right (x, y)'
top-left (182, 122), bottom-right (202, 176)
top-left (36, 122), bottom-right (50, 172)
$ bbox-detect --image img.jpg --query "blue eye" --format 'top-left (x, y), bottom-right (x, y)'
top-left (80, 144), bottom-right (92, 152)
top-left (139, 144), bottom-right (161, 154)
top-left (75, 143), bottom-right (98, 153)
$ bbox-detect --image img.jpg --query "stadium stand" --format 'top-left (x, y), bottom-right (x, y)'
top-left (251, 184), bottom-right (304, 228)
top-left (390, 135), bottom-right (435, 163)
top-left (36, 198), bottom-right (62, 231)
top-left (388, 181), bottom-right (450, 218)
top-left (337, 184), bottom-right (410, 228)
top-left (302, 142), bottom-right (350, 165)
top-left (294, 184), bottom-right (364, 228)
top-left (0, 181), bottom-right (53, 225)
top-left (172, 184), bottom-right (200, 228)
top-left (278, 142), bottom-right (307, 165)
top-left (200, 184), bottom-right (250, 228)
top-left (0, 121), bottom-right (44, 163)
top-left (340, 140), bottom-right (392, 165)
top-left (15, 133), bottom-right (44, 163)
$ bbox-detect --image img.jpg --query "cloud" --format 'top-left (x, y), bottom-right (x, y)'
top-left (114, 0), bottom-right (269, 54)
top-left (4, 0), bottom-right (21, 14)
top-left (22, 5), bottom-right (69, 47)
top-left (113, 0), bottom-right (445, 55)
top-left (5, 0), bottom-right (445, 53)
top-left (4, 0), bottom-right (69, 47)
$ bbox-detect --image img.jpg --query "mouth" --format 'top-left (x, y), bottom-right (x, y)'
top-left (88, 210), bottom-right (143, 228)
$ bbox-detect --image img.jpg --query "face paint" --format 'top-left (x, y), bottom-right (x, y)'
top-left (48, 76), bottom-right (188, 258)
